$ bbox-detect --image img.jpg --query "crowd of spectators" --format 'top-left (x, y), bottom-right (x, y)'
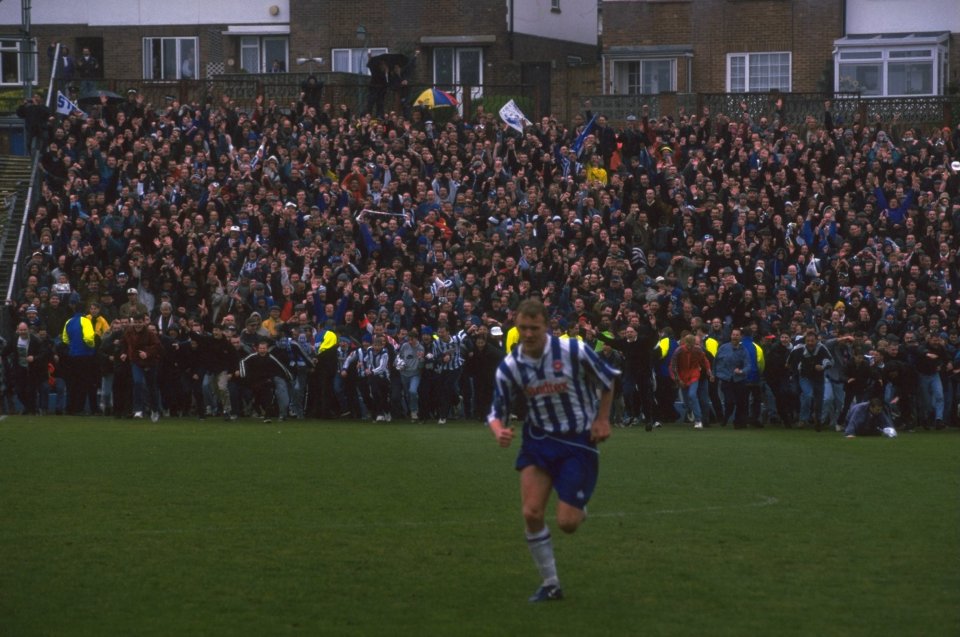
top-left (3, 82), bottom-right (960, 431)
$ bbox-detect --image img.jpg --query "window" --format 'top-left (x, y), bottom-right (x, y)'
top-left (331, 47), bottom-right (388, 75)
top-left (240, 36), bottom-right (289, 73)
top-left (433, 47), bottom-right (484, 106)
top-left (726, 52), bottom-right (791, 92)
top-left (551, 0), bottom-right (561, 11)
top-left (833, 33), bottom-right (948, 97)
top-left (837, 48), bottom-right (937, 96)
top-left (143, 37), bottom-right (198, 80)
top-left (612, 59), bottom-right (676, 94)
top-left (0, 39), bottom-right (37, 86)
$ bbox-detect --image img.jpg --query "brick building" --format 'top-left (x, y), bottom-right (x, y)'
top-left (600, 0), bottom-right (958, 98)
top-left (0, 0), bottom-right (599, 117)
top-left (601, 0), bottom-right (844, 95)
top-left (834, 0), bottom-right (959, 97)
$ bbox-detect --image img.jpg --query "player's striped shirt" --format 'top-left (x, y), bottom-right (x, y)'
top-left (337, 345), bottom-right (352, 370)
top-left (343, 347), bottom-right (366, 374)
top-left (487, 334), bottom-right (619, 435)
top-left (432, 330), bottom-right (468, 371)
top-left (365, 348), bottom-right (390, 378)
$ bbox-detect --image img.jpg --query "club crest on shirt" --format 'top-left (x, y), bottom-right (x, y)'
top-left (553, 360), bottom-right (564, 373)
top-left (525, 381), bottom-right (568, 397)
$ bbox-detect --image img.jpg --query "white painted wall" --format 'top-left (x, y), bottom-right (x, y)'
top-left (845, 0), bottom-right (960, 34)
top-left (508, 0), bottom-right (598, 46)
top-left (0, 0), bottom-right (289, 27)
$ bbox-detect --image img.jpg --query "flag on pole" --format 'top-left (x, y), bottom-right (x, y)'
top-left (55, 91), bottom-right (86, 118)
top-left (248, 139), bottom-right (266, 171)
top-left (498, 99), bottom-right (531, 133)
top-left (571, 113), bottom-right (597, 157)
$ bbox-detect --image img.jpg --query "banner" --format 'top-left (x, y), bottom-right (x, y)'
top-left (571, 113), bottom-right (598, 157)
top-left (498, 99), bottom-right (530, 134)
top-left (55, 91), bottom-right (86, 118)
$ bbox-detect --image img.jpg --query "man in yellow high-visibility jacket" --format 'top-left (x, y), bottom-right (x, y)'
top-left (62, 293), bottom-right (99, 415)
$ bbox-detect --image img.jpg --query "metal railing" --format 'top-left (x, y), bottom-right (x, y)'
top-left (30, 73), bottom-right (537, 122)
top-left (579, 92), bottom-right (959, 130)
top-left (4, 149), bottom-right (41, 316)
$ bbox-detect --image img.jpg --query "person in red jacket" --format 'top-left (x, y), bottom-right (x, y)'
top-left (670, 332), bottom-right (713, 429)
top-left (123, 313), bottom-right (163, 421)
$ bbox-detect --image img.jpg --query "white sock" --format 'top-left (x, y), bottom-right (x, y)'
top-left (525, 526), bottom-right (559, 586)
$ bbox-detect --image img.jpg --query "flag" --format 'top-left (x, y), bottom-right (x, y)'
top-left (55, 91), bottom-right (86, 118)
top-left (248, 139), bottom-right (266, 171)
top-left (498, 99), bottom-right (530, 134)
top-left (571, 113), bottom-right (597, 157)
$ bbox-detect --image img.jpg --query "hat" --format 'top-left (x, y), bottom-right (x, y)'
top-left (26, 304), bottom-right (37, 313)
top-left (284, 201), bottom-right (297, 208)
top-left (127, 88), bottom-right (138, 95)
top-left (755, 266), bottom-right (764, 272)
top-left (951, 160), bottom-right (960, 173)
top-left (127, 287), bottom-right (138, 294)
top-left (229, 225), bottom-right (241, 232)
top-left (834, 301), bottom-right (845, 310)
top-left (626, 114), bottom-right (637, 122)
top-left (117, 271), bottom-right (128, 277)
top-left (654, 276), bottom-right (665, 284)
top-left (812, 278), bottom-right (823, 286)
top-left (490, 326), bottom-right (503, 337)
top-left (421, 327), bottom-right (433, 337)
top-left (361, 333), bottom-right (373, 344)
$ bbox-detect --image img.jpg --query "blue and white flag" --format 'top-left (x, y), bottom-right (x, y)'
top-left (498, 99), bottom-right (530, 133)
top-left (248, 139), bottom-right (266, 171)
top-left (55, 91), bottom-right (86, 118)
top-left (571, 113), bottom-right (597, 157)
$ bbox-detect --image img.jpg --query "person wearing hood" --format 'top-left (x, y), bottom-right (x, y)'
top-left (61, 292), bottom-right (99, 415)
top-left (299, 75), bottom-right (324, 112)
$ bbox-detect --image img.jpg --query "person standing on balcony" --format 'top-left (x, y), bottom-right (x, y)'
top-left (389, 49), bottom-right (419, 119)
top-left (16, 93), bottom-right (52, 154)
top-left (76, 47), bottom-right (100, 93)
top-left (366, 54), bottom-right (389, 118)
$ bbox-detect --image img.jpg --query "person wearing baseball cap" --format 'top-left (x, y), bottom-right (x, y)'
top-left (120, 287), bottom-right (148, 319)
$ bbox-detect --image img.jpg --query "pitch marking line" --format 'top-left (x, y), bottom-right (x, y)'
top-left (0, 495), bottom-right (779, 541)
top-left (591, 494), bottom-right (779, 518)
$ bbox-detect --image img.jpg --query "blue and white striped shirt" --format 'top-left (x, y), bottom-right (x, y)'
top-left (432, 330), bottom-right (468, 371)
top-left (487, 334), bottom-right (619, 435)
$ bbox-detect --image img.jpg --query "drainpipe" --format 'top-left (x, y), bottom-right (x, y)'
top-left (21, 0), bottom-right (32, 102)
top-left (509, 0), bottom-right (515, 61)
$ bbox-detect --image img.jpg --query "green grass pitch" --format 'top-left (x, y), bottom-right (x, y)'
top-left (0, 417), bottom-right (956, 637)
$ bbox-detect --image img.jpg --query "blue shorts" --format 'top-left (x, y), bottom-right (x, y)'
top-left (515, 427), bottom-right (599, 510)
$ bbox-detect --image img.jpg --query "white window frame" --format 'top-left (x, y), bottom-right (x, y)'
top-left (726, 52), bottom-right (792, 93)
top-left (551, 0), bottom-right (561, 10)
top-left (611, 58), bottom-right (676, 94)
top-left (432, 46), bottom-right (484, 108)
top-left (835, 46), bottom-right (942, 97)
top-left (143, 37), bottom-right (199, 80)
top-left (331, 47), bottom-right (388, 75)
top-left (240, 36), bottom-right (289, 73)
top-left (0, 39), bottom-right (37, 86)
